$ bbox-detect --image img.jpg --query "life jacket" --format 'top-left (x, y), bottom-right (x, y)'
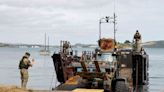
top-left (19, 60), bottom-right (30, 69)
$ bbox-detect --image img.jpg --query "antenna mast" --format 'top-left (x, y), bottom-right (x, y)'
top-left (98, 0), bottom-right (117, 48)
top-left (113, 0), bottom-right (117, 48)
top-left (113, 13), bottom-right (117, 47)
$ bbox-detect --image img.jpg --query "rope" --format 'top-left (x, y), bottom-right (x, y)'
top-left (49, 71), bottom-right (55, 92)
top-left (136, 60), bottom-right (138, 92)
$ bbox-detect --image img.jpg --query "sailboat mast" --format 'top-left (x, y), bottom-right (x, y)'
top-left (48, 36), bottom-right (49, 51)
top-left (45, 33), bottom-right (47, 50)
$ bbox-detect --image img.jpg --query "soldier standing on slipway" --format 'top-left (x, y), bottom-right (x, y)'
top-left (19, 52), bottom-right (35, 89)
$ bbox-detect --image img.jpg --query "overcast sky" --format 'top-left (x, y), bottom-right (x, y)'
top-left (0, 0), bottom-right (163, 45)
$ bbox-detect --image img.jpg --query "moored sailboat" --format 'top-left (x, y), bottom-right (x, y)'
top-left (40, 33), bottom-right (50, 55)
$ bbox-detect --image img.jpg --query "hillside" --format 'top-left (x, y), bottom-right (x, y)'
top-left (0, 42), bottom-right (43, 48)
top-left (1, 40), bottom-right (164, 48)
top-left (142, 40), bottom-right (164, 48)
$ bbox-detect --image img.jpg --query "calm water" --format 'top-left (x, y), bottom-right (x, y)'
top-left (0, 47), bottom-right (164, 91)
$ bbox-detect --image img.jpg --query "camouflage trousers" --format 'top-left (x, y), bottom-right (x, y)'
top-left (20, 69), bottom-right (29, 89)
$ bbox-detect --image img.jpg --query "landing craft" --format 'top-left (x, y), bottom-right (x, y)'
top-left (51, 15), bottom-right (149, 92)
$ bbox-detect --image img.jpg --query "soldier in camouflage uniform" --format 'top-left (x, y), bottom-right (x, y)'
top-left (133, 30), bottom-right (142, 52)
top-left (19, 52), bottom-right (34, 89)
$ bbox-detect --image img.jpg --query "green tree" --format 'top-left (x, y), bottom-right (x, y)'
top-left (124, 40), bottom-right (131, 44)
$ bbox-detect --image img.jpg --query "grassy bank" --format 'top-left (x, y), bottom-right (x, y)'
top-left (0, 85), bottom-right (32, 92)
top-left (0, 85), bottom-right (66, 92)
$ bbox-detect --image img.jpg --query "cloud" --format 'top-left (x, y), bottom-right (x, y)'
top-left (0, 0), bottom-right (111, 10)
top-left (0, 0), bottom-right (163, 44)
top-left (0, 4), bottom-right (67, 27)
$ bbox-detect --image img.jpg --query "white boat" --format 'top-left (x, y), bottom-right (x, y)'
top-left (40, 49), bottom-right (50, 55)
top-left (40, 33), bottom-right (50, 56)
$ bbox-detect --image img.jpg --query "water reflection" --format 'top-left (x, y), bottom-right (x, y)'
top-left (0, 48), bottom-right (164, 91)
top-left (133, 85), bottom-right (149, 92)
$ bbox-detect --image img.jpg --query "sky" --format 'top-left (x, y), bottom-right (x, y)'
top-left (0, 0), bottom-right (163, 45)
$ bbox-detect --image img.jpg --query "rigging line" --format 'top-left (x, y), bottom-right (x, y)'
top-left (136, 60), bottom-right (138, 92)
top-left (114, 0), bottom-right (116, 13)
top-left (49, 70), bottom-right (55, 92)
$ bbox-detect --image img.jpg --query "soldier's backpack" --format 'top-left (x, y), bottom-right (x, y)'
top-left (19, 60), bottom-right (26, 69)
top-left (19, 60), bottom-right (22, 69)
top-left (19, 59), bottom-right (30, 69)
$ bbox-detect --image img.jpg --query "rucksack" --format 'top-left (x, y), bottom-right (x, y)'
top-left (19, 59), bottom-right (30, 69)
top-left (19, 60), bottom-right (28, 69)
top-left (19, 60), bottom-right (23, 69)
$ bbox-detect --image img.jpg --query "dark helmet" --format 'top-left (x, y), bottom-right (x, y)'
top-left (25, 52), bottom-right (30, 56)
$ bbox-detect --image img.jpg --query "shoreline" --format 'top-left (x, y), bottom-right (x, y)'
top-left (0, 85), bottom-right (68, 92)
top-left (0, 85), bottom-right (102, 92)
top-left (0, 85), bottom-right (28, 92)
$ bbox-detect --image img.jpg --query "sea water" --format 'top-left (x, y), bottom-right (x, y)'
top-left (0, 47), bottom-right (164, 92)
